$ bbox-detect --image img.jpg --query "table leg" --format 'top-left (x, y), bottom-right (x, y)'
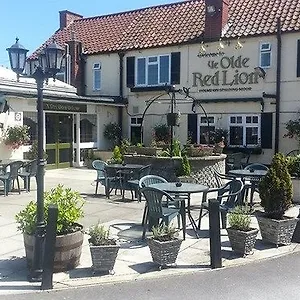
top-left (187, 196), bottom-right (200, 239)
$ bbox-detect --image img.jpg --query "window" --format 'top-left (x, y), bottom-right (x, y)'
top-left (229, 115), bottom-right (260, 147)
top-left (93, 63), bottom-right (101, 90)
top-left (136, 55), bottom-right (170, 86)
top-left (259, 43), bottom-right (271, 68)
top-left (130, 117), bottom-right (142, 144)
top-left (56, 56), bottom-right (71, 84)
top-left (199, 116), bottom-right (215, 144)
top-left (23, 111), bottom-right (38, 143)
top-left (80, 115), bottom-right (97, 142)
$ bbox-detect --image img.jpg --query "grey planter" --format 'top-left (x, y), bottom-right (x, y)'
top-left (147, 238), bottom-right (182, 267)
top-left (227, 227), bottom-right (259, 256)
top-left (257, 215), bottom-right (298, 246)
top-left (89, 244), bottom-right (120, 273)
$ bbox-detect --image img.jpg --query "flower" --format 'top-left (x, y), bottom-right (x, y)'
top-left (3, 125), bottom-right (30, 150)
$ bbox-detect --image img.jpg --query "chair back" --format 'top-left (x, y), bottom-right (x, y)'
top-left (217, 179), bottom-right (244, 209)
top-left (24, 160), bottom-right (38, 176)
top-left (138, 165), bottom-right (152, 179)
top-left (139, 175), bottom-right (167, 189)
top-left (7, 161), bottom-right (24, 179)
top-left (140, 186), bottom-right (173, 218)
top-left (213, 169), bottom-right (235, 188)
top-left (92, 160), bottom-right (107, 179)
top-left (244, 163), bottom-right (269, 171)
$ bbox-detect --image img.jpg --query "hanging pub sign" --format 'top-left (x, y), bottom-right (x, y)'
top-left (192, 55), bottom-right (260, 92)
top-left (44, 101), bottom-right (87, 112)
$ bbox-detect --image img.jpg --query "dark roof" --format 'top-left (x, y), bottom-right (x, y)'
top-left (30, 0), bottom-right (300, 58)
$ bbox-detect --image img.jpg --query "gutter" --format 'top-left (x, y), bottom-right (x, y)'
top-left (118, 52), bottom-right (125, 141)
top-left (274, 18), bottom-right (282, 153)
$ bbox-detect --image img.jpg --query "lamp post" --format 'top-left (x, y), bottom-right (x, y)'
top-left (6, 38), bottom-right (64, 281)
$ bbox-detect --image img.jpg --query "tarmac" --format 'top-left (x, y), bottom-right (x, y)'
top-left (0, 168), bottom-right (299, 295)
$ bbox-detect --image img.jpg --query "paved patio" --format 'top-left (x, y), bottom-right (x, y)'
top-left (0, 168), bottom-right (299, 295)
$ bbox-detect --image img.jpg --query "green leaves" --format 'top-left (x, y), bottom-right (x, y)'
top-left (15, 184), bottom-right (85, 235)
top-left (228, 206), bottom-right (251, 231)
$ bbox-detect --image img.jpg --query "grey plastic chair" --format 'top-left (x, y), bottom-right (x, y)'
top-left (243, 163), bottom-right (269, 206)
top-left (18, 159), bottom-right (38, 192)
top-left (0, 161), bottom-right (24, 196)
top-left (140, 186), bottom-right (186, 240)
top-left (92, 160), bottom-right (108, 195)
top-left (198, 179), bottom-right (244, 230)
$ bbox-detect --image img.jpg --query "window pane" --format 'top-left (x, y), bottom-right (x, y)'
top-left (261, 43), bottom-right (271, 51)
top-left (149, 57), bottom-right (157, 63)
top-left (137, 118), bottom-right (142, 124)
top-left (200, 126), bottom-right (215, 144)
top-left (201, 116), bottom-right (214, 124)
top-left (80, 115), bottom-right (97, 142)
top-left (148, 64), bottom-right (158, 85)
top-left (94, 69), bottom-right (101, 90)
top-left (261, 53), bottom-right (271, 67)
top-left (23, 112), bottom-right (38, 143)
top-left (230, 116), bottom-right (236, 123)
top-left (131, 118), bottom-right (137, 124)
top-left (253, 116), bottom-right (258, 123)
top-left (159, 55), bottom-right (170, 84)
top-left (229, 126), bottom-right (243, 146)
top-left (237, 116), bottom-right (242, 123)
top-left (137, 58), bottom-right (146, 85)
top-left (131, 126), bottom-right (141, 145)
top-left (246, 116), bottom-right (251, 123)
top-left (246, 127), bottom-right (258, 145)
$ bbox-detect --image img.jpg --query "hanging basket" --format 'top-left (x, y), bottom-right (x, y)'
top-left (167, 113), bottom-right (180, 126)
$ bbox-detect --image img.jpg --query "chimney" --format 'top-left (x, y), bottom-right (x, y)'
top-left (204, 0), bottom-right (229, 41)
top-left (59, 10), bottom-right (83, 29)
top-left (66, 40), bottom-right (85, 95)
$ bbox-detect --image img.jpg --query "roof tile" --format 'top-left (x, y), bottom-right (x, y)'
top-left (30, 0), bottom-right (300, 58)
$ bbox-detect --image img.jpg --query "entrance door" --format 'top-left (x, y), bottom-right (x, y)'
top-left (46, 113), bottom-right (73, 169)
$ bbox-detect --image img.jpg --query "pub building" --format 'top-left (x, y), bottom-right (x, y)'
top-left (3, 0), bottom-right (300, 166)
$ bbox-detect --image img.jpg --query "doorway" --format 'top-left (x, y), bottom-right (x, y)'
top-left (46, 113), bottom-right (73, 168)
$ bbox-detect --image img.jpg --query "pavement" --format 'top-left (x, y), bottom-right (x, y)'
top-left (0, 168), bottom-right (299, 295)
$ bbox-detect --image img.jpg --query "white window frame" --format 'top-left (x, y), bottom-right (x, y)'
top-left (93, 62), bottom-right (101, 91)
top-left (229, 115), bottom-right (260, 147)
top-left (259, 42), bottom-right (271, 68)
top-left (135, 54), bottom-right (171, 87)
top-left (198, 115), bottom-right (215, 144)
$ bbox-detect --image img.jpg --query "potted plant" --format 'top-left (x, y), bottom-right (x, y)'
top-left (286, 155), bottom-right (300, 203)
top-left (3, 125), bottom-right (30, 150)
top-left (15, 184), bottom-right (85, 272)
top-left (226, 206), bottom-right (259, 256)
top-left (257, 153), bottom-right (298, 246)
top-left (147, 224), bottom-right (182, 268)
top-left (88, 222), bottom-right (120, 274)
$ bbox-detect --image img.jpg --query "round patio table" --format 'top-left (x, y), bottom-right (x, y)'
top-left (105, 164), bottom-right (144, 199)
top-left (150, 182), bottom-right (209, 238)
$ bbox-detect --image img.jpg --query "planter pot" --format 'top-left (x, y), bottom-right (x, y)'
top-left (256, 215), bottom-right (298, 246)
top-left (23, 227), bottom-right (84, 272)
top-left (89, 244), bottom-right (120, 273)
top-left (186, 146), bottom-right (214, 157)
top-left (136, 147), bottom-right (162, 156)
top-left (291, 178), bottom-right (300, 203)
top-left (227, 227), bottom-right (259, 256)
top-left (147, 238), bottom-right (182, 266)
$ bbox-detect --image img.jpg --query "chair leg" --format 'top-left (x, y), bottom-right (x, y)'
top-left (181, 204), bottom-right (186, 240)
top-left (141, 204), bottom-right (148, 226)
top-left (16, 178), bottom-right (21, 194)
top-left (221, 211), bottom-right (227, 229)
top-left (95, 181), bottom-right (99, 195)
top-left (142, 208), bottom-right (148, 239)
top-left (198, 206), bottom-right (204, 229)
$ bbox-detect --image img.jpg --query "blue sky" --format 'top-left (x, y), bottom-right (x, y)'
top-left (0, 0), bottom-right (182, 68)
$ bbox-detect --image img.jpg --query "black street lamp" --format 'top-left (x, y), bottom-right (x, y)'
top-left (6, 38), bottom-right (64, 281)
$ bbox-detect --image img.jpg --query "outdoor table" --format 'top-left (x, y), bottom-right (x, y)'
top-left (149, 182), bottom-right (209, 238)
top-left (228, 169), bottom-right (268, 206)
top-left (105, 164), bottom-right (144, 199)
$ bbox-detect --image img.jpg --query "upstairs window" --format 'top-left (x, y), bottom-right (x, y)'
top-left (136, 55), bottom-right (170, 86)
top-left (93, 63), bottom-right (101, 90)
top-left (259, 43), bottom-right (271, 68)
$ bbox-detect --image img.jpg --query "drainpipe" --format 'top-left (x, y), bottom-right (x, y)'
top-left (274, 18), bottom-right (282, 153)
top-left (118, 52), bottom-right (125, 143)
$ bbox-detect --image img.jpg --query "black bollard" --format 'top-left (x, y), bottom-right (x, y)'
top-left (209, 198), bottom-right (222, 269)
top-left (41, 204), bottom-right (58, 290)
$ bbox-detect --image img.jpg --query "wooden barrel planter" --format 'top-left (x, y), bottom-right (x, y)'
top-left (23, 228), bottom-right (84, 272)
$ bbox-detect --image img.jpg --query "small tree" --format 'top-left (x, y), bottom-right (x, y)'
top-left (110, 146), bottom-right (123, 164)
top-left (103, 122), bottom-right (121, 146)
top-left (259, 153), bottom-right (293, 219)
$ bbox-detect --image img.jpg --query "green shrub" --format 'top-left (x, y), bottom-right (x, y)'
top-left (176, 154), bottom-right (191, 176)
top-left (110, 145), bottom-right (123, 164)
top-left (286, 155), bottom-right (300, 178)
top-left (88, 222), bottom-right (116, 246)
top-left (259, 153), bottom-right (293, 219)
top-left (4, 125), bottom-right (30, 149)
top-left (228, 206), bottom-right (251, 231)
top-left (152, 224), bottom-right (178, 242)
top-left (103, 122), bottom-right (121, 146)
top-left (153, 123), bottom-right (170, 144)
top-left (15, 184), bottom-right (85, 235)
top-left (26, 140), bottom-right (48, 160)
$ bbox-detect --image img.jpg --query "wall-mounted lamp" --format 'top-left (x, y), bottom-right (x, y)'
top-left (197, 41), bottom-right (207, 57)
top-left (217, 39), bottom-right (226, 52)
top-left (254, 66), bottom-right (266, 79)
top-left (234, 37), bottom-right (243, 50)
